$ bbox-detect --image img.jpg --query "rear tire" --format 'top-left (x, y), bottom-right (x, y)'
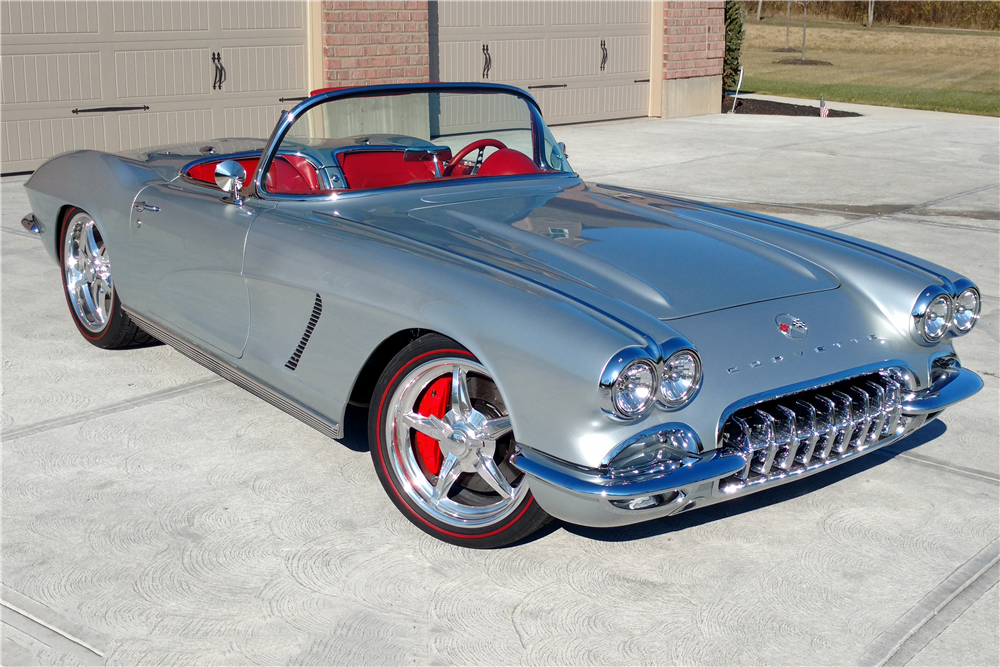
top-left (369, 334), bottom-right (550, 548)
top-left (60, 207), bottom-right (155, 349)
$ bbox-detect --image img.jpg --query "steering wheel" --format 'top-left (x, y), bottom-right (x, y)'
top-left (443, 139), bottom-right (507, 176)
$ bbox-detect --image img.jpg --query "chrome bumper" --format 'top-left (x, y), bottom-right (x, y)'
top-left (513, 365), bottom-right (982, 528)
top-left (21, 213), bottom-right (40, 234)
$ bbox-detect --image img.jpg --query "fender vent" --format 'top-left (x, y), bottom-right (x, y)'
top-left (285, 294), bottom-right (322, 371)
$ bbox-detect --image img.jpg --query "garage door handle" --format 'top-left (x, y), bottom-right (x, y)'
top-left (482, 44), bottom-right (491, 80)
top-left (211, 52), bottom-right (226, 90)
top-left (600, 39), bottom-right (608, 72)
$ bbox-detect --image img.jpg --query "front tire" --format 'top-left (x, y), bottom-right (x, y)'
top-left (60, 208), bottom-right (154, 349)
top-left (369, 334), bottom-right (550, 548)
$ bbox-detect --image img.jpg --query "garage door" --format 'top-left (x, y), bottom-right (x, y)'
top-left (1, 0), bottom-right (309, 173)
top-left (434, 0), bottom-right (650, 125)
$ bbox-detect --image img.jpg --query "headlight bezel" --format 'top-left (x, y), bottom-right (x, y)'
top-left (951, 278), bottom-right (981, 335)
top-left (657, 347), bottom-right (703, 410)
top-left (911, 285), bottom-right (954, 344)
top-left (600, 338), bottom-right (702, 422)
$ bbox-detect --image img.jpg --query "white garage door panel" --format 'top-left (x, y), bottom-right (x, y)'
top-left (220, 1), bottom-right (303, 31)
top-left (2, 115), bottom-right (106, 164)
top-left (112, 0), bottom-right (210, 33)
top-left (2, 1), bottom-right (100, 35)
top-left (437, 0), bottom-right (651, 125)
top-left (489, 40), bottom-right (545, 83)
top-left (221, 45), bottom-right (306, 94)
top-left (223, 104), bottom-right (288, 139)
top-left (439, 41), bottom-right (481, 82)
top-left (114, 48), bottom-right (212, 99)
top-left (117, 107), bottom-right (214, 151)
top-left (1, 0), bottom-right (307, 173)
top-left (2, 51), bottom-right (103, 104)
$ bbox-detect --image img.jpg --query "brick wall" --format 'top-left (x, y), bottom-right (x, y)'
top-left (322, 1), bottom-right (429, 87)
top-left (662, 1), bottom-right (725, 80)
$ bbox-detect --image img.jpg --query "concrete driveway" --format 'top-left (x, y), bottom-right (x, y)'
top-left (3, 100), bottom-right (998, 665)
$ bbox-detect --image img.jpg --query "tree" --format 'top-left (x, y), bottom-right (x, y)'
top-left (867, 0), bottom-right (875, 28)
top-left (757, 0), bottom-right (763, 21)
top-left (724, 1), bottom-right (746, 91)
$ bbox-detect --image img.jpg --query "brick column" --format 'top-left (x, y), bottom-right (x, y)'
top-left (661, 1), bottom-right (725, 118)
top-left (322, 1), bottom-right (430, 87)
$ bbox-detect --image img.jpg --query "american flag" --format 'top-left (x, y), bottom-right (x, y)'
top-left (819, 96), bottom-right (829, 118)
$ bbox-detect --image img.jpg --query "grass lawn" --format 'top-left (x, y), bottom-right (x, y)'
top-left (739, 18), bottom-right (1000, 116)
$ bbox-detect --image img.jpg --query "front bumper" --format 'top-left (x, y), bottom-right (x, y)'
top-left (513, 364), bottom-right (983, 528)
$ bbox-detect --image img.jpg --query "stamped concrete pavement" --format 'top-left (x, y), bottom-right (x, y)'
top-left (3, 100), bottom-right (998, 665)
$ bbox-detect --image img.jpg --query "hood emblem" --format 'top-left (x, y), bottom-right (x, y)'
top-left (776, 314), bottom-right (808, 341)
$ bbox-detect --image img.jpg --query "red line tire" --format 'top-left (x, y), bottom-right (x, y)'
top-left (59, 207), bottom-right (156, 349)
top-left (369, 333), bottom-right (550, 548)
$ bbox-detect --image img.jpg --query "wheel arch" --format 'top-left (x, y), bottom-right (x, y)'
top-left (347, 327), bottom-right (439, 407)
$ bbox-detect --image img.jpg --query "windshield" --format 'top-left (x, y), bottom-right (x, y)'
top-left (260, 88), bottom-right (572, 195)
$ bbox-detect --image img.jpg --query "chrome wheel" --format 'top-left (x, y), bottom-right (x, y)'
top-left (385, 357), bottom-right (528, 528)
top-left (63, 211), bottom-right (113, 333)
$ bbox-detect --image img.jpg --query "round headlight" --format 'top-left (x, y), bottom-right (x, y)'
top-left (658, 349), bottom-right (702, 409)
top-left (918, 293), bottom-right (953, 342)
top-left (953, 287), bottom-right (981, 334)
top-left (612, 359), bottom-right (656, 418)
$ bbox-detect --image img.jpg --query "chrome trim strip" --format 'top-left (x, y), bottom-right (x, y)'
top-left (513, 445), bottom-right (746, 500)
top-left (123, 307), bottom-right (341, 440)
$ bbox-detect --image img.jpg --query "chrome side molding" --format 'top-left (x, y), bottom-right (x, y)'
top-left (124, 307), bottom-right (342, 440)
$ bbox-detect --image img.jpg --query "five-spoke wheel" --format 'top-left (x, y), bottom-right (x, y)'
top-left (60, 208), bottom-right (154, 348)
top-left (370, 334), bottom-right (549, 547)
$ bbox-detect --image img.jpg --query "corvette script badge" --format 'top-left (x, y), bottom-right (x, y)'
top-left (776, 314), bottom-right (808, 341)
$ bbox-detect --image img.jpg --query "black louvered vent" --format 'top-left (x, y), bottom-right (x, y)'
top-left (285, 294), bottom-right (323, 371)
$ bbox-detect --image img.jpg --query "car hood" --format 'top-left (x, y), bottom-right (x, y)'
top-left (390, 182), bottom-right (840, 320)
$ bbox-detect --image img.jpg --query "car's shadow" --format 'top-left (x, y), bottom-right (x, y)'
top-left (337, 404), bottom-right (948, 547)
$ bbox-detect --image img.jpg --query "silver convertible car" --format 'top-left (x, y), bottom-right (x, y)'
top-left (22, 83), bottom-right (983, 548)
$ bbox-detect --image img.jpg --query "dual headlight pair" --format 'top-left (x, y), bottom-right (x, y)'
top-left (912, 279), bottom-right (981, 344)
top-left (600, 339), bottom-right (702, 421)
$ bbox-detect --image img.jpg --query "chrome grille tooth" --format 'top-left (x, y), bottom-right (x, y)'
top-left (847, 386), bottom-right (873, 449)
top-left (792, 399), bottom-right (820, 465)
top-left (830, 390), bottom-right (854, 456)
top-left (752, 409), bottom-right (778, 476)
top-left (813, 395), bottom-right (837, 460)
top-left (730, 415), bottom-right (754, 481)
top-left (883, 379), bottom-right (903, 437)
top-left (774, 405), bottom-right (798, 471)
top-left (864, 380), bottom-right (886, 444)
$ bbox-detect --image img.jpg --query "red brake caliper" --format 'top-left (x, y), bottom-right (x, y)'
top-left (414, 376), bottom-right (450, 476)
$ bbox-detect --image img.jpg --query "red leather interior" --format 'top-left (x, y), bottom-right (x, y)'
top-left (186, 158), bottom-right (259, 185)
top-left (280, 155), bottom-right (322, 191)
top-left (476, 149), bottom-right (541, 177)
top-left (265, 157), bottom-right (314, 194)
top-left (339, 151), bottom-right (438, 190)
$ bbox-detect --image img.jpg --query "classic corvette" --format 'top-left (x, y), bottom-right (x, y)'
top-left (22, 82), bottom-right (983, 547)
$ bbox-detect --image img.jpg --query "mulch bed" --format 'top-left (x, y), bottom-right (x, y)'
top-left (722, 96), bottom-right (862, 117)
top-left (775, 58), bottom-right (834, 66)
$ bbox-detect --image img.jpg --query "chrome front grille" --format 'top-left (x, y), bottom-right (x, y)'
top-left (718, 369), bottom-right (910, 493)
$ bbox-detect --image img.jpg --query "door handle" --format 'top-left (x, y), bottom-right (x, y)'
top-left (134, 201), bottom-right (160, 212)
top-left (600, 39), bottom-right (608, 72)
